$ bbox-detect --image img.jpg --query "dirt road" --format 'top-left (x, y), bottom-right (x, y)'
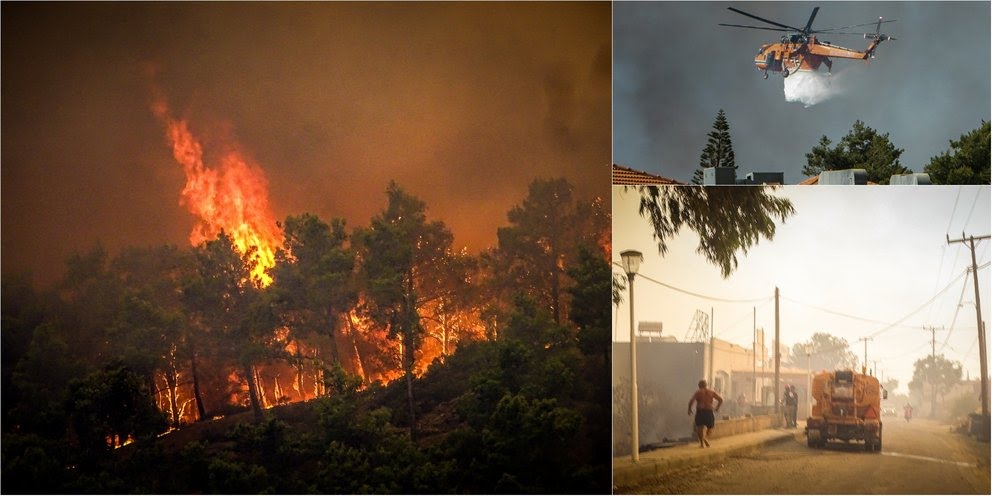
top-left (617, 418), bottom-right (990, 494)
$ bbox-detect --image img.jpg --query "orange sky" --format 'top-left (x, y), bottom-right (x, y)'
top-left (2, 2), bottom-right (610, 287)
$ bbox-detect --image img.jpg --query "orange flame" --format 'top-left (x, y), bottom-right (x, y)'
top-left (151, 94), bottom-right (281, 285)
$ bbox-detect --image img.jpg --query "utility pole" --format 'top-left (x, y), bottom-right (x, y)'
top-left (709, 307), bottom-right (715, 387)
top-left (947, 233), bottom-right (990, 418)
top-left (774, 287), bottom-right (780, 416)
top-left (923, 325), bottom-right (943, 418)
top-left (753, 307), bottom-right (757, 406)
top-left (858, 337), bottom-right (873, 374)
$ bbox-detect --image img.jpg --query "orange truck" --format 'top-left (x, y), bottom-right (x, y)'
top-left (805, 369), bottom-right (885, 451)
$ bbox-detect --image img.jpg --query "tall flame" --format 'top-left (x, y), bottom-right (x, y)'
top-left (151, 94), bottom-right (281, 285)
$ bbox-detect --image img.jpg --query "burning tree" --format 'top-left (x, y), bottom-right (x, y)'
top-left (184, 232), bottom-right (279, 421)
top-left (417, 247), bottom-right (485, 360)
top-left (270, 214), bottom-right (357, 397)
top-left (356, 181), bottom-right (455, 436)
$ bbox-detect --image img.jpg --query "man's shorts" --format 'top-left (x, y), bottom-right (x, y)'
top-left (694, 409), bottom-right (715, 429)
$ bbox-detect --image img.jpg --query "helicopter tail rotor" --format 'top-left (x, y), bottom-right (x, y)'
top-left (863, 17), bottom-right (895, 57)
top-left (864, 17), bottom-right (896, 42)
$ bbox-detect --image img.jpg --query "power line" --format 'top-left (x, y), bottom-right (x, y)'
top-left (799, 268), bottom-right (971, 357)
top-left (945, 185), bottom-right (962, 235)
top-left (864, 268), bottom-right (970, 340)
top-left (782, 295), bottom-right (913, 328)
top-left (931, 185), bottom-right (963, 323)
top-left (963, 185), bottom-right (982, 228)
top-left (716, 299), bottom-right (773, 343)
top-left (938, 275), bottom-right (971, 354)
top-left (873, 341), bottom-right (930, 361)
top-left (611, 262), bottom-right (771, 304)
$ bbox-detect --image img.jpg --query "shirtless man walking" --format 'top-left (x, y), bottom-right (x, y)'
top-left (688, 380), bottom-right (723, 448)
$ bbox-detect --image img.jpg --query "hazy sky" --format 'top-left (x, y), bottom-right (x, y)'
top-left (2, 2), bottom-right (610, 287)
top-left (613, 185), bottom-right (991, 394)
top-left (614, 1), bottom-right (991, 184)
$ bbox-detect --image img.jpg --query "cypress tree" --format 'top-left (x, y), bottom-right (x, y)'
top-left (693, 109), bottom-right (736, 184)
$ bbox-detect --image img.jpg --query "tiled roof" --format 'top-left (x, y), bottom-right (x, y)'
top-left (612, 164), bottom-right (685, 185)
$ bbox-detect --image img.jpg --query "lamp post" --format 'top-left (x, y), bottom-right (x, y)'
top-left (621, 249), bottom-right (643, 463)
top-left (805, 344), bottom-right (812, 418)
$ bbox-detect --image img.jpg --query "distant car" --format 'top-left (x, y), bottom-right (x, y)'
top-left (882, 407), bottom-right (897, 417)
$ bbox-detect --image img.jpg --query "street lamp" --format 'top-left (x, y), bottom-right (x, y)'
top-left (621, 249), bottom-right (643, 463)
top-left (805, 344), bottom-right (812, 418)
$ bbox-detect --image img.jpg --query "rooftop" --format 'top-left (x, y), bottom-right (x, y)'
top-left (612, 164), bottom-right (685, 185)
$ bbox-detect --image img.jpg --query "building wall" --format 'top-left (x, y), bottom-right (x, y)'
top-left (614, 332), bottom-right (816, 456)
top-left (705, 334), bottom-right (812, 416)
top-left (612, 341), bottom-right (705, 456)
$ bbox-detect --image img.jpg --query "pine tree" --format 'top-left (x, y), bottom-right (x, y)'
top-left (923, 120), bottom-right (991, 185)
top-left (803, 120), bottom-right (910, 184)
top-left (693, 109), bottom-right (736, 184)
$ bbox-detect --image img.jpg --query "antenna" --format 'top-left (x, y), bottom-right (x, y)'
top-left (685, 309), bottom-right (711, 343)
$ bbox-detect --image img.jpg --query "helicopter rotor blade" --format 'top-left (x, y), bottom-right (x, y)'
top-left (718, 23), bottom-right (791, 32)
top-left (818, 31), bottom-right (881, 36)
top-left (816, 19), bottom-right (897, 33)
top-left (802, 7), bottom-right (820, 34)
top-left (726, 7), bottom-right (804, 32)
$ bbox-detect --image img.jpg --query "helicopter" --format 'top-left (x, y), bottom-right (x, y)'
top-left (720, 6), bottom-right (896, 79)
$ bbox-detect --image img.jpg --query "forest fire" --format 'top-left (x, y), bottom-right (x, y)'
top-left (150, 94), bottom-right (282, 286)
top-left (140, 77), bottom-right (538, 430)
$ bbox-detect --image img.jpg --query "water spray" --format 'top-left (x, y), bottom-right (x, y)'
top-left (783, 69), bottom-right (849, 108)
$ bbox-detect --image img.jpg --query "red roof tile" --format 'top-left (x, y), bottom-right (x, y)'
top-left (612, 164), bottom-right (685, 185)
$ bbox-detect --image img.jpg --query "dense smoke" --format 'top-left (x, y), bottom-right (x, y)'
top-left (783, 69), bottom-right (848, 107)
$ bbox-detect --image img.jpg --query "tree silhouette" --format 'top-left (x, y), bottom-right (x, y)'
top-left (494, 178), bottom-right (607, 325)
top-left (789, 333), bottom-right (859, 372)
top-left (924, 120), bottom-right (991, 184)
top-left (271, 214), bottom-right (356, 392)
top-left (357, 181), bottom-right (453, 437)
top-left (184, 232), bottom-right (277, 421)
top-left (111, 245), bottom-right (195, 427)
top-left (634, 186), bottom-right (794, 277)
top-left (803, 120), bottom-right (910, 184)
top-left (909, 354), bottom-right (962, 416)
top-left (693, 109), bottom-right (736, 184)
top-left (568, 246), bottom-right (611, 362)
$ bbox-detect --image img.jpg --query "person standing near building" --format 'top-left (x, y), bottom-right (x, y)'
top-left (784, 385), bottom-right (799, 428)
top-left (688, 380), bottom-right (723, 448)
